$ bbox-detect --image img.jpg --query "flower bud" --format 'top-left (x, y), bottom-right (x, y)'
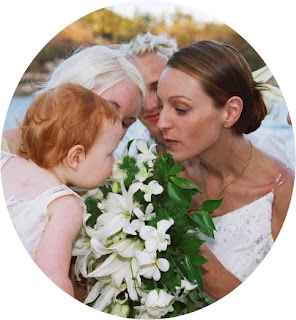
top-left (112, 181), bottom-right (120, 193)
top-left (110, 302), bottom-right (130, 317)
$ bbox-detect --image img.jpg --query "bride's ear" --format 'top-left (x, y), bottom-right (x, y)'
top-left (64, 145), bottom-right (86, 171)
top-left (222, 96), bottom-right (243, 128)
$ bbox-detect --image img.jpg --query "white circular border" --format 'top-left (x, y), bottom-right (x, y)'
top-left (0, 1), bottom-right (295, 319)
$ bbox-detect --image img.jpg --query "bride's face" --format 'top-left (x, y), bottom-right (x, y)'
top-left (157, 67), bottom-right (225, 162)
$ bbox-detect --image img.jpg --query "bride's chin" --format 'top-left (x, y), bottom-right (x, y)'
top-left (171, 153), bottom-right (186, 164)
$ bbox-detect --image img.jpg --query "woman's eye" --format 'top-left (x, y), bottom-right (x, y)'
top-left (158, 105), bottom-right (163, 111)
top-left (176, 107), bottom-right (188, 115)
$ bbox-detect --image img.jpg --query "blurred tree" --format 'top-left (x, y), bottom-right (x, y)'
top-left (24, 8), bottom-right (265, 74)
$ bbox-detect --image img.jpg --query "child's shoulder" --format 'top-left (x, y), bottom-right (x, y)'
top-left (47, 193), bottom-right (85, 237)
top-left (47, 192), bottom-right (85, 220)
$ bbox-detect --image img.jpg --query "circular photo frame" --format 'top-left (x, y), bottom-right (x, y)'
top-left (1, 1), bottom-right (295, 320)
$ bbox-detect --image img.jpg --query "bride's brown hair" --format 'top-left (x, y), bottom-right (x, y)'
top-left (18, 83), bottom-right (120, 169)
top-left (167, 40), bottom-right (267, 134)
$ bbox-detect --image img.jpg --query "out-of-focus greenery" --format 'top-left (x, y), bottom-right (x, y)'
top-left (27, 8), bottom-right (264, 73)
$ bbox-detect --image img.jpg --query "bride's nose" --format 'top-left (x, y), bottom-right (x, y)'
top-left (157, 108), bottom-right (173, 131)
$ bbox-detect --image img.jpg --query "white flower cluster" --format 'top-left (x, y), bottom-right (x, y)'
top-left (73, 140), bottom-right (197, 318)
top-left (252, 65), bottom-right (284, 116)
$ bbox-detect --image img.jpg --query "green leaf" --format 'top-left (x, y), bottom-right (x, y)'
top-left (202, 211), bottom-right (216, 231)
top-left (170, 176), bottom-right (198, 190)
top-left (190, 212), bottom-right (215, 238)
top-left (167, 182), bottom-right (192, 207)
top-left (188, 253), bottom-right (208, 267)
top-left (199, 198), bottom-right (222, 212)
top-left (155, 155), bottom-right (170, 182)
top-left (180, 236), bottom-right (205, 253)
top-left (186, 299), bottom-right (197, 313)
top-left (84, 197), bottom-right (102, 227)
top-left (160, 267), bottom-right (181, 293)
top-left (168, 163), bottom-right (183, 176)
top-left (127, 139), bottom-right (135, 151)
top-left (167, 182), bottom-right (183, 202)
top-left (180, 255), bottom-right (203, 289)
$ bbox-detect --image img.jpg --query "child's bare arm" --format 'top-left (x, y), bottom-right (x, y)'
top-left (35, 195), bottom-right (83, 297)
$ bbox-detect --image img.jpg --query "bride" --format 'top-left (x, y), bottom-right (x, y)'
top-left (156, 40), bottom-right (294, 300)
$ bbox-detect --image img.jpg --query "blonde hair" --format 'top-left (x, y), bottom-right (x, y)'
top-left (37, 45), bottom-right (145, 101)
top-left (19, 83), bottom-right (120, 169)
top-left (122, 32), bottom-right (178, 60)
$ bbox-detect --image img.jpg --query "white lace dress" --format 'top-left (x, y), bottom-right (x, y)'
top-left (200, 170), bottom-right (287, 282)
top-left (1, 151), bottom-right (83, 259)
top-left (202, 192), bottom-right (274, 281)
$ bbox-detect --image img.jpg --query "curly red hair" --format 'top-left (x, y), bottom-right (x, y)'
top-left (19, 83), bottom-right (120, 169)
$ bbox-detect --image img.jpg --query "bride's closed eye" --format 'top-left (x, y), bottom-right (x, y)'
top-left (175, 107), bottom-right (188, 115)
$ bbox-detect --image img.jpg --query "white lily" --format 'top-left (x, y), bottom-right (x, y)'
top-left (81, 187), bottom-right (104, 200)
top-left (72, 230), bottom-right (91, 256)
top-left (109, 238), bottom-right (144, 258)
top-left (96, 181), bottom-right (142, 241)
top-left (111, 162), bottom-right (126, 183)
top-left (133, 203), bottom-right (156, 222)
top-left (175, 279), bottom-right (198, 293)
top-left (135, 163), bottom-right (153, 182)
top-left (252, 65), bottom-right (283, 115)
top-left (87, 240), bottom-right (144, 301)
top-left (91, 237), bottom-right (113, 258)
top-left (136, 139), bottom-right (157, 167)
top-left (91, 281), bottom-right (125, 311)
top-left (110, 230), bottom-right (127, 243)
top-left (84, 277), bottom-right (112, 304)
top-left (140, 180), bottom-right (164, 202)
top-left (139, 218), bottom-right (174, 252)
top-left (135, 289), bottom-right (175, 318)
top-left (109, 302), bottom-right (130, 317)
top-left (136, 250), bottom-right (170, 281)
top-left (74, 250), bottom-right (93, 280)
top-left (111, 258), bottom-right (141, 301)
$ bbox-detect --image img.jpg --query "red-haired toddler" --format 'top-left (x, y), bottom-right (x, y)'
top-left (1, 83), bottom-right (123, 297)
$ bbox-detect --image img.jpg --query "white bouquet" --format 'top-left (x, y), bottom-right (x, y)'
top-left (73, 140), bottom-right (220, 318)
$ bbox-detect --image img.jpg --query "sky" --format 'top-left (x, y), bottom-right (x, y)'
top-left (108, 0), bottom-right (221, 24)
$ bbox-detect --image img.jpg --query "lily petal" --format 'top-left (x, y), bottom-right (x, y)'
top-left (156, 258), bottom-right (170, 272)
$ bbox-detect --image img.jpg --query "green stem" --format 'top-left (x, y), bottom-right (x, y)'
top-left (168, 252), bottom-right (186, 279)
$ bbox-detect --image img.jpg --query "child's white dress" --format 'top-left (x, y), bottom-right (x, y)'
top-left (1, 151), bottom-right (84, 259)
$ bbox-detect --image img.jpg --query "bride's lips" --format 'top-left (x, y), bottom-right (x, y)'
top-left (164, 138), bottom-right (179, 148)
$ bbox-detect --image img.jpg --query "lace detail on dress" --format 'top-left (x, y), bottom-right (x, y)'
top-left (200, 192), bottom-right (275, 282)
top-left (200, 165), bottom-right (291, 282)
top-left (6, 183), bottom-right (83, 259)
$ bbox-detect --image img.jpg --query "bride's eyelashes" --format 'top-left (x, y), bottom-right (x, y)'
top-left (158, 104), bottom-right (188, 115)
top-left (175, 107), bottom-right (188, 115)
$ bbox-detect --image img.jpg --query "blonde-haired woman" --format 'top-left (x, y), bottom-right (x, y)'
top-left (2, 44), bottom-right (145, 154)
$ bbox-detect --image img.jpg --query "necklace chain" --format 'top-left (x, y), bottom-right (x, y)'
top-left (201, 140), bottom-right (253, 199)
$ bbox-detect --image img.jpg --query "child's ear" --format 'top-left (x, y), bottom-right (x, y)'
top-left (222, 96), bottom-right (243, 129)
top-left (65, 145), bottom-right (86, 171)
